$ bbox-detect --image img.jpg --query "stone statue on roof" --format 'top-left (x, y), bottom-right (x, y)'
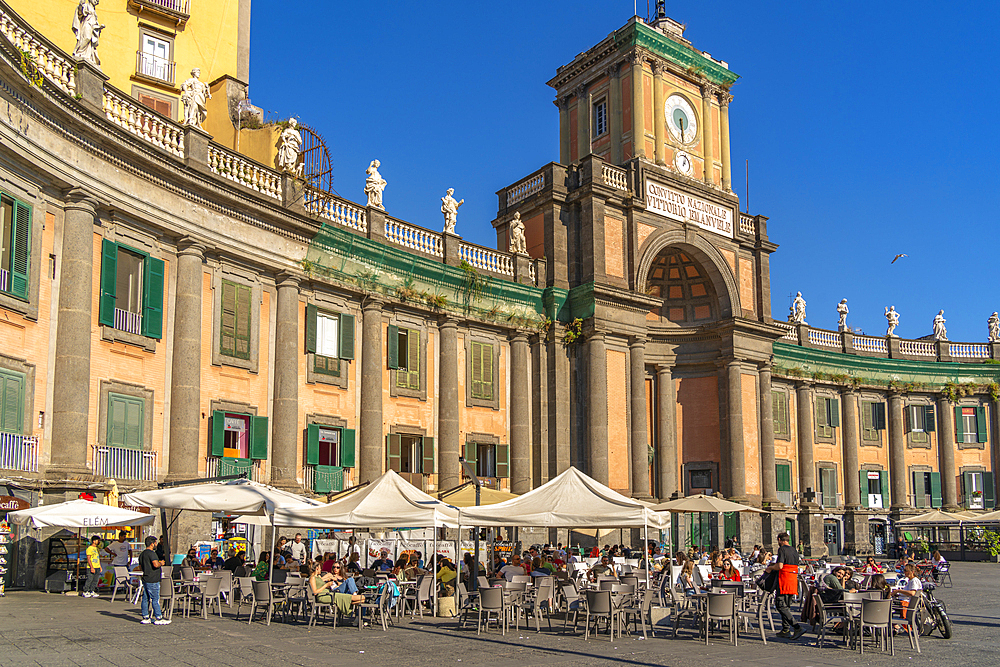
top-left (365, 160), bottom-right (386, 210)
top-left (276, 119), bottom-right (303, 175)
top-left (441, 188), bottom-right (463, 234)
top-left (932, 310), bottom-right (948, 341)
top-left (71, 0), bottom-right (104, 69)
top-left (790, 291), bottom-right (807, 325)
top-left (885, 306), bottom-right (899, 337)
top-left (836, 299), bottom-right (849, 332)
top-left (989, 312), bottom-right (999, 343)
top-left (509, 212), bottom-right (527, 255)
top-left (181, 68), bottom-right (211, 128)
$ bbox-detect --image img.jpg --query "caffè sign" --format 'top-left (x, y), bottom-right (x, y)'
top-left (0, 496), bottom-right (29, 511)
top-left (645, 179), bottom-right (733, 239)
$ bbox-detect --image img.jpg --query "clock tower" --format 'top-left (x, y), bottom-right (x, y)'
top-left (548, 13), bottom-right (738, 191)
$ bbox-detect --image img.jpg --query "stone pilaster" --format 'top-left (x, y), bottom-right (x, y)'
top-left (718, 90), bottom-right (733, 191)
top-left (761, 508), bottom-right (785, 552)
top-left (936, 394), bottom-right (959, 511)
top-left (575, 84), bottom-right (590, 161)
top-left (841, 388), bottom-right (861, 508)
top-left (270, 274), bottom-right (300, 491)
top-left (629, 54), bottom-right (645, 158)
top-left (510, 334), bottom-right (531, 494)
top-left (587, 333), bottom-right (609, 485)
top-left (795, 381), bottom-right (815, 503)
top-left (700, 82), bottom-right (714, 185)
top-left (437, 318), bottom-right (460, 492)
top-left (359, 300), bottom-right (384, 483)
top-left (651, 62), bottom-right (665, 165)
top-left (798, 506), bottom-right (826, 558)
top-left (887, 391), bottom-right (907, 511)
top-left (759, 363), bottom-right (779, 506)
top-left (656, 365), bottom-right (677, 499)
top-left (725, 360), bottom-right (747, 503)
top-left (557, 96), bottom-right (571, 165)
top-left (166, 238), bottom-right (206, 482)
top-left (844, 509), bottom-right (872, 556)
top-left (72, 59), bottom-right (107, 116)
top-left (607, 64), bottom-right (622, 165)
top-left (629, 338), bottom-right (650, 499)
top-left (48, 189), bottom-right (99, 480)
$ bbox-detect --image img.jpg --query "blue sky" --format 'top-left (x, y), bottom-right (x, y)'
top-left (250, 1), bottom-right (999, 342)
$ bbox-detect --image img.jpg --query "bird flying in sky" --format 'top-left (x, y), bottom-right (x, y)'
top-left (891, 253), bottom-right (908, 264)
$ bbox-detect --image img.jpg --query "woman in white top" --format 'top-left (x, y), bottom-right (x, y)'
top-left (677, 560), bottom-right (696, 594)
top-left (893, 563), bottom-right (922, 633)
top-left (930, 550), bottom-right (948, 581)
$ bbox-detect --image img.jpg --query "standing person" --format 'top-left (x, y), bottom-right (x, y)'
top-left (104, 531), bottom-right (132, 570)
top-left (139, 536), bottom-right (170, 625)
top-left (288, 533), bottom-right (308, 564)
top-left (83, 536), bottom-right (103, 598)
top-left (766, 532), bottom-right (804, 640)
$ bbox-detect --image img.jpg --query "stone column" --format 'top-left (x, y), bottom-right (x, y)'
top-left (270, 274), bottom-right (300, 490)
top-left (165, 238), bottom-right (205, 482)
top-left (359, 300), bottom-right (384, 483)
top-left (630, 54), bottom-right (645, 158)
top-left (936, 395), bottom-right (959, 510)
top-left (437, 319), bottom-right (460, 491)
top-left (726, 361), bottom-right (747, 503)
top-left (651, 62), bottom-right (665, 165)
top-left (888, 391), bottom-right (907, 511)
top-left (758, 363), bottom-right (779, 506)
top-left (607, 64), bottom-right (623, 165)
top-left (48, 190), bottom-right (98, 479)
top-left (575, 85), bottom-right (590, 161)
top-left (656, 365), bottom-right (677, 499)
top-left (629, 338), bottom-right (650, 499)
top-left (795, 381), bottom-right (815, 498)
top-left (700, 82), bottom-right (714, 185)
top-left (587, 333), bottom-right (609, 485)
top-left (558, 96), bottom-right (571, 165)
top-left (719, 91), bottom-right (733, 191)
top-left (510, 334), bottom-right (531, 494)
top-left (841, 388), bottom-right (861, 507)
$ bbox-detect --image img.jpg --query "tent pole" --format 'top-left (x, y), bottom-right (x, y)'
top-left (454, 522), bottom-right (460, 621)
top-left (268, 520), bottom-right (277, 582)
top-left (432, 527), bottom-right (437, 615)
top-left (644, 519), bottom-right (650, 590)
top-left (75, 530), bottom-right (81, 593)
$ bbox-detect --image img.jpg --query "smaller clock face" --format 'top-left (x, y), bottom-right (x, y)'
top-left (674, 151), bottom-right (693, 176)
top-left (665, 95), bottom-right (698, 144)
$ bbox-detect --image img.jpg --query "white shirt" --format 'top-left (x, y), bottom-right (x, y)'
top-left (901, 576), bottom-right (922, 592)
top-left (499, 565), bottom-right (525, 581)
top-left (107, 541), bottom-right (130, 567)
top-left (288, 540), bottom-right (307, 562)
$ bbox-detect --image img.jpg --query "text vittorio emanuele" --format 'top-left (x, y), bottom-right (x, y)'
top-left (645, 180), bottom-right (733, 239)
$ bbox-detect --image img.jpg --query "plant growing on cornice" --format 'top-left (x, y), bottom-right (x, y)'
top-left (424, 291), bottom-right (448, 310)
top-left (988, 382), bottom-right (1000, 402)
top-left (459, 260), bottom-right (489, 306)
top-left (828, 373), bottom-right (849, 385)
top-left (563, 318), bottom-right (584, 346)
top-left (784, 367), bottom-right (803, 378)
top-left (354, 267), bottom-right (380, 293)
top-left (812, 370), bottom-right (828, 381)
top-left (19, 51), bottom-right (42, 88)
top-left (300, 259), bottom-right (315, 276)
top-left (536, 317), bottom-right (553, 334)
top-left (983, 359), bottom-right (1000, 366)
top-left (395, 276), bottom-right (419, 302)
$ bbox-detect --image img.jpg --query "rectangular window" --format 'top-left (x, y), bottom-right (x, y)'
top-left (462, 441), bottom-right (509, 480)
top-left (862, 401), bottom-right (886, 441)
top-left (305, 305), bottom-right (355, 380)
top-left (815, 397), bottom-right (840, 439)
top-left (0, 193), bottom-right (31, 300)
top-left (775, 463), bottom-right (792, 492)
top-left (907, 405), bottom-right (935, 444)
top-left (99, 240), bottom-right (164, 338)
top-left (139, 33), bottom-right (172, 82)
top-left (470, 341), bottom-right (494, 400)
top-left (222, 413), bottom-right (250, 459)
top-left (476, 443), bottom-right (496, 478)
top-left (956, 406), bottom-right (987, 444)
top-left (220, 279), bottom-right (252, 360)
top-left (690, 469), bottom-right (712, 491)
top-left (911, 471), bottom-right (941, 509)
top-left (395, 327), bottom-right (420, 390)
top-left (306, 424), bottom-right (355, 471)
top-left (593, 100), bottom-right (608, 137)
top-left (316, 426), bottom-right (340, 467)
top-left (210, 410), bottom-right (267, 460)
top-left (819, 467), bottom-right (838, 508)
top-left (772, 391), bottom-right (789, 437)
top-left (107, 393), bottom-right (143, 450)
top-left (0, 368), bottom-right (25, 434)
top-left (386, 433), bottom-right (435, 474)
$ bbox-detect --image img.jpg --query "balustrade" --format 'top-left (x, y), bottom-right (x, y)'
top-left (306, 192), bottom-right (367, 233)
top-left (384, 217), bottom-right (442, 257)
top-left (0, 8), bottom-right (76, 96)
top-left (899, 340), bottom-right (936, 357)
top-left (506, 172), bottom-right (545, 206)
top-left (0, 432), bottom-right (37, 472)
top-left (458, 241), bottom-right (514, 277)
top-left (602, 164), bottom-right (628, 191)
top-left (207, 146), bottom-right (281, 199)
top-left (92, 445), bottom-right (157, 481)
top-left (103, 88), bottom-right (185, 157)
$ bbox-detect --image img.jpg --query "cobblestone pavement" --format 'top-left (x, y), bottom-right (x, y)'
top-left (0, 563), bottom-right (996, 667)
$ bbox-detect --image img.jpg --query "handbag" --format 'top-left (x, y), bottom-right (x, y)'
top-left (755, 570), bottom-right (778, 593)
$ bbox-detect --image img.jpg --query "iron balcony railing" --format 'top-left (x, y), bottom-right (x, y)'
top-left (0, 431), bottom-right (37, 472)
top-left (92, 445), bottom-right (157, 481)
top-left (135, 50), bottom-right (175, 86)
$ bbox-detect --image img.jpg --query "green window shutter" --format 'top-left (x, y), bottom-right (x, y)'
top-left (912, 472), bottom-right (925, 508)
top-left (861, 401), bottom-right (872, 432)
top-left (776, 463), bottom-right (791, 492)
top-left (962, 472), bottom-right (973, 508)
top-left (141, 256), bottom-right (164, 339)
top-left (125, 396), bottom-right (143, 449)
top-left (107, 394), bottom-right (142, 449)
top-left (772, 391), bottom-right (786, 435)
top-left (481, 344), bottom-right (493, 400)
top-left (471, 342), bottom-right (483, 399)
top-left (859, 470), bottom-right (869, 508)
top-left (874, 402), bottom-right (886, 430)
top-left (880, 471), bottom-right (890, 507)
top-left (930, 472), bottom-right (942, 508)
top-left (305, 304), bottom-right (318, 353)
top-left (99, 239), bottom-right (118, 327)
top-left (387, 434), bottom-right (401, 472)
top-left (955, 406), bottom-right (965, 444)
top-left (496, 443), bottom-right (510, 478)
top-left (220, 280), bottom-right (237, 357)
top-left (0, 370), bottom-right (24, 434)
top-left (925, 405), bottom-right (935, 432)
top-left (9, 201), bottom-right (30, 300)
top-left (421, 436), bottom-right (435, 474)
top-left (976, 406), bottom-right (988, 443)
top-left (340, 428), bottom-right (356, 468)
top-left (905, 405), bottom-right (913, 433)
top-left (463, 441), bottom-right (477, 464)
top-left (828, 398), bottom-right (840, 428)
top-left (815, 397), bottom-right (825, 427)
top-left (387, 325), bottom-right (399, 369)
top-left (406, 329), bottom-right (420, 389)
top-left (339, 313), bottom-right (355, 360)
top-left (235, 283), bottom-right (252, 360)
top-left (984, 472), bottom-right (996, 509)
top-left (249, 415), bottom-right (268, 460)
top-left (107, 394), bottom-right (126, 448)
top-left (306, 423), bottom-right (320, 465)
top-left (211, 410), bottom-right (226, 457)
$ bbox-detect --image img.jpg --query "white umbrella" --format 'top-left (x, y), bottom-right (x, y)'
top-left (9, 499), bottom-right (155, 529)
top-left (122, 478), bottom-right (322, 515)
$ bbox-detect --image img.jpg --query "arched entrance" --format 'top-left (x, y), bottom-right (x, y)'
top-left (645, 248), bottom-right (720, 325)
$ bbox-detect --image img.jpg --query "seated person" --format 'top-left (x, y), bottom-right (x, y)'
top-left (436, 558), bottom-right (458, 596)
top-left (727, 548), bottom-right (743, 568)
top-left (867, 573), bottom-right (891, 599)
top-left (325, 560), bottom-right (362, 595)
top-left (250, 552), bottom-right (271, 581)
top-left (892, 564), bottom-right (923, 632)
top-left (677, 560), bottom-right (697, 595)
top-left (588, 556), bottom-right (615, 581)
top-left (321, 552), bottom-right (336, 574)
top-left (528, 557), bottom-right (549, 577)
top-left (821, 566), bottom-right (856, 603)
top-left (370, 549), bottom-right (394, 572)
top-left (222, 549), bottom-right (244, 572)
top-left (345, 552), bottom-right (362, 575)
top-left (306, 561), bottom-right (363, 618)
top-left (203, 548), bottom-right (225, 570)
top-left (391, 556), bottom-right (411, 581)
top-left (499, 555), bottom-right (526, 581)
top-left (930, 550), bottom-right (948, 581)
top-left (860, 556), bottom-right (882, 574)
top-left (719, 559), bottom-right (742, 582)
top-left (403, 555), bottom-right (423, 580)
top-left (181, 547), bottom-right (202, 569)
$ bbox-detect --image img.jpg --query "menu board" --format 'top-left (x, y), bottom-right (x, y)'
top-left (0, 520), bottom-right (9, 597)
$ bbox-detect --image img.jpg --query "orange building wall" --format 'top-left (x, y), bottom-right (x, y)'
top-left (382, 322), bottom-right (437, 487)
top-left (604, 216), bottom-right (624, 279)
top-left (607, 348), bottom-right (629, 492)
top-left (741, 373), bottom-right (760, 496)
top-left (739, 257), bottom-right (755, 317)
top-left (676, 376), bottom-right (720, 486)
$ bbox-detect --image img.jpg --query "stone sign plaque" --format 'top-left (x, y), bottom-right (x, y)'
top-left (645, 179), bottom-right (733, 239)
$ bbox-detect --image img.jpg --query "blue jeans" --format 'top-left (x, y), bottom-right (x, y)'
top-left (141, 581), bottom-right (163, 620)
top-left (334, 577), bottom-right (359, 595)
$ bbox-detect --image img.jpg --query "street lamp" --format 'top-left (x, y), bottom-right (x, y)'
top-left (459, 457), bottom-right (481, 591)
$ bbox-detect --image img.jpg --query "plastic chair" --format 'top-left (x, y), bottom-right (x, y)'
top-left (457, 582), bottom-right (478, 629)
top-left (403, 574), bottom-right (431, 618)
top-left (584, 590), bottom-right (617, 640)
top-left (477, 586), bottom-right (506, 636)
top-left (249, 580), bottom-right (277, 625)
top-left (813, 593), bottom-right (849, 648)
top-left (234, 577), bottom-right (255, 621)
top-left (188, 575), bottom-right (224, 619)
top-left (158, 578), bottom-right (182, 621)
top-left (516, 577), bottom-right (553, 632)
top-left (110, 566), bottom-right (137, 603)
top-left (936, 564), bottom-right (952, 588)
top-left (670, 584), bottom-right (697, 637)
top-left (619, 588), bottom-right (657, 639)
top-left (307, 593), bottom-right (338, 628)
top-left (736, 589), bottom-right (772, 644)
top-left (357, 584), bottom-right (392, 631)
top-left (857, 598), bottom-right (893, 655)
top-left (705, 592), bottom-right (737, 646)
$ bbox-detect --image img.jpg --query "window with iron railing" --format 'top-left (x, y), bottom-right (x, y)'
top-left (99, 240), bottom-right (164, 339)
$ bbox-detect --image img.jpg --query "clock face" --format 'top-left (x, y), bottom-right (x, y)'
top-left (674, 151), bottom-right (693, 176)
top-left (665, 94), bottom-right (698, 144)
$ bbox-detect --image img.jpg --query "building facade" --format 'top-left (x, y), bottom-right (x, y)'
top-left (0, 4), bottom-right (996, 581)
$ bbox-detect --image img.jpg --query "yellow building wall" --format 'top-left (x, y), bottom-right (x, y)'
top-left (606, 348), bottom-right (628, 492)
top-left (457, 333), bottom-right (510, 490)
top-left (13, 0), bottom-right (241, 123)
top-left (382, 322), bottom-right (437, 487)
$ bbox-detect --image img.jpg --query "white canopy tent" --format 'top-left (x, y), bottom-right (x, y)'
top-left (123, 478), bottom-right (323, 516)
top-left (9, 498), bottom-right (155, 529)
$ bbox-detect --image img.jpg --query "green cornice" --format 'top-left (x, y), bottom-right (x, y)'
top-left (774, 342), bottom-right (1000, 387)
top-left (616, 22), bottom-right (739, 87)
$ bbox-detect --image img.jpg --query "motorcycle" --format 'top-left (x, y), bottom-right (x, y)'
top-left (916, 580), bottom-right (953, 639)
